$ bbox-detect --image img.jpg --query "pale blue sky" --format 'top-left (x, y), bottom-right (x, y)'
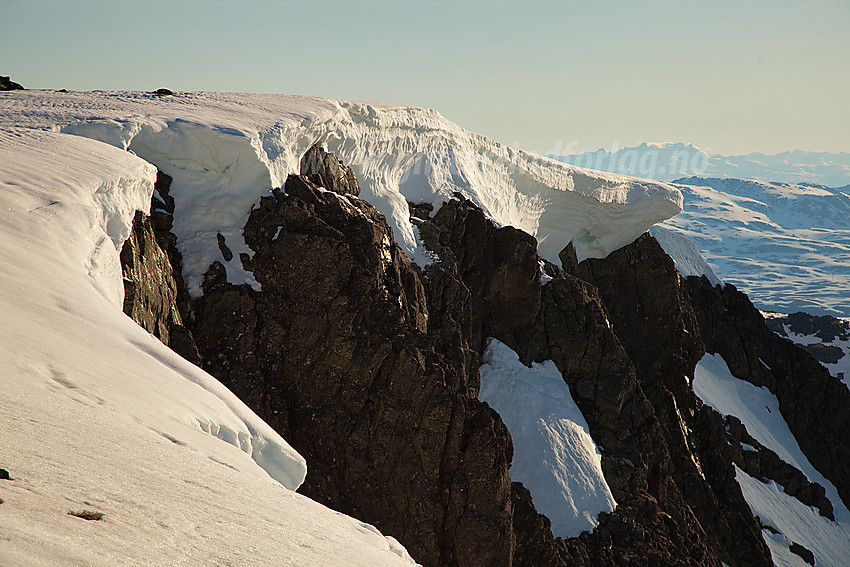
top-left (3, 0), bottom-right (849, 155)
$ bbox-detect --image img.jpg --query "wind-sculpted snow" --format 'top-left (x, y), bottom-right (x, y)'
top-left (694, 353), bottom-right (850, 567)
top-left (659, 177), bottom-right (850, 316)
top-left (0, 90), bottom-right (681, 295)
top-left (479, 339), bottom-right (616, 538)
top-left (0, 129), bottom-right (418, 566)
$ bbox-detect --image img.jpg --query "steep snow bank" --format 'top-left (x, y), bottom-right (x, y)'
top-left (478, 339), bottom-right (616, 538)
top-left (693, 353), bottom-right (850, 566)
top-left (0, 129), bottom-right (416, 566)
top-left (0, 90), bottom-right (681, 294)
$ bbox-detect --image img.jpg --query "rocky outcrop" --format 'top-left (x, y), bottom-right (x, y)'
top-left (767, 311), bottom-right (850, 342)
top-left (117, 145), bottom-right (848, 567)
top-left (575, 234), bottom-right (770, 567)
top-left (686, 278), bottom-right (850, 510)
top-left (0, 76), bottom-right (24, 91)
top-left (120, 171), bottom-right (200, 364)
top-left (724, 415), bottom-right (833, 519)
top-left (190, 173), bottom-right (519, 567)
top-left (415, 201), bottom-right (769, 566)
top-left (300, 143), bottom-right (361, 197)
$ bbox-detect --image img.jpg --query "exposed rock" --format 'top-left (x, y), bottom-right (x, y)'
top-left (725, 415), bottom-right (833, 520)
top-left (119, 170), bottom-right (199, 364)
top-left (190, 174), bottom-right (521, 567)
top-left (789, 542), bottom-right (815, 565)
top-left (418, 204), bottom-right (764, 565)
top-left (785, 311), bottom-right (850, 342)
top-left (408, 201), bottom-right (434, 220)
top-left (424, 194), bottom-right (542, 355)
top-left (573, 233), bottom-right (770, 567)
top-left (121, 211), bottom-right (183, 344)
top-left (685, 277), bottom-right (850, 511)
top-left (766, 312), bottom-right (849, 362)
top-left (216, 232), bottom-right (233, 262)
top-left (799, 342), bottom-right (844, 364)
top-left (0, 468), bottom-right (10, 480)
top-left (300, 144), bottom-right (361, 197)
top-left (0, 76), bottom-right (24, 91)
top-left (134, 146), bottom-right (838, 567)
top-left (150, 88), bottom-right (174, 96)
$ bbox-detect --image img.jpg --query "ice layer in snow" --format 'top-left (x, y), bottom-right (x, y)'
top-left (693, 353), bottom-right (850, 567)
top-left (0, 128), bottom-right (417, 566)
top-left (0, 90), bottom-right (682, 295)
top-left (478, 338), bottom-right (616, 538)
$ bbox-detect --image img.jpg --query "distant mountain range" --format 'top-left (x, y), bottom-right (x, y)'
top-left (549, 142), bottom-right (850, 188)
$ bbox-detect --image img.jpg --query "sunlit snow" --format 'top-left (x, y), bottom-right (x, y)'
top-left (0, 129), bottom-right (417, 566)
top-left (478, 339), bottom-right (616, 538)
top-left (0, 90), bottom-right (682, 296)
top-left (693, 353), bottom-right (850, 567)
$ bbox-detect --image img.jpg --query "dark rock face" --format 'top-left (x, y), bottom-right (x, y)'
top-left (799, 342), bottom-right (844, 364)
top-left (789, 542), bottom-right (815, 565)
top-left (0, 76), bottom-right (24, 91)
top-left (117, 147), bottom-right (848, 567)
top-left (765, 312), bottom-right (849, 362)
top-left (785, 311), bottom-right (850, 342)
top-left (300, 144), bottom-right (361, 197)
top-left (724, 415), bottom-right (833, 520)
top-left (120, 210), bottom-right (183, 344)
top-left (685, 277), bottom-right (850, 511)
top-left (191, 174), bottom-right (518, 567)
top-left (120, 171), bottom-right (200, 365)
top-left (570, 234), bottom-right (770, 567)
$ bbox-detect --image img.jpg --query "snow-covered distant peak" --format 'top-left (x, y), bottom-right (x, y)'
top-left (550, 142), bottom-right (850, 187)
top-left (1, 90), bottom-right (682, 294)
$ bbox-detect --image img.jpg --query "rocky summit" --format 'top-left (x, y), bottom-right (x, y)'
top-left (118, 146), bottom-right (849, 567)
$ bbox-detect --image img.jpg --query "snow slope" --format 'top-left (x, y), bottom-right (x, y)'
top-left (693, 353), bottom-right (850, 567)
top-left (660, 178), bottom-right (850, 316)
top-left (478, 339), bottom-right (616, 538)
top-left (550, 142), bottom-right (850, 188)
top-left (0, 90), bottom-right (682, 295)
top-left (0, 129), bottom-right (416, 566)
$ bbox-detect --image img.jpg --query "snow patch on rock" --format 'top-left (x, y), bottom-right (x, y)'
top-left (478, 338), bottom-right (616, 538)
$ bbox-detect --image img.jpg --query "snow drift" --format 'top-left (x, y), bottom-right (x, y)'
top-left (478, 339), bottom-right (616, 538)
top-left (0, 128), bottom-right (416, 566)
top-left (0, 90), bottom-right (682, 296)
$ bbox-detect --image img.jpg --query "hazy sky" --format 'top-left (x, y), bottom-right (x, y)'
top-left (4, 0), bottom-right (849, 155)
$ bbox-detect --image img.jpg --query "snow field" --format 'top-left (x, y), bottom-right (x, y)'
top-left (478, 339), bottom-right (616, 538)
top-left (693, 353), bottom-right (850, 567)
top-left (0, 129), bottom-right (417, 566)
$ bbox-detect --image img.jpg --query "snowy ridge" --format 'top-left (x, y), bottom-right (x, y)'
top-left (0, 129), bottom-right (417, 566)
top-left (693, 353), bottom-right (850, 567)
top-left (0, 90), bottom-right (682, 295)
top-left (478, 339), bottom-right (616, 538)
